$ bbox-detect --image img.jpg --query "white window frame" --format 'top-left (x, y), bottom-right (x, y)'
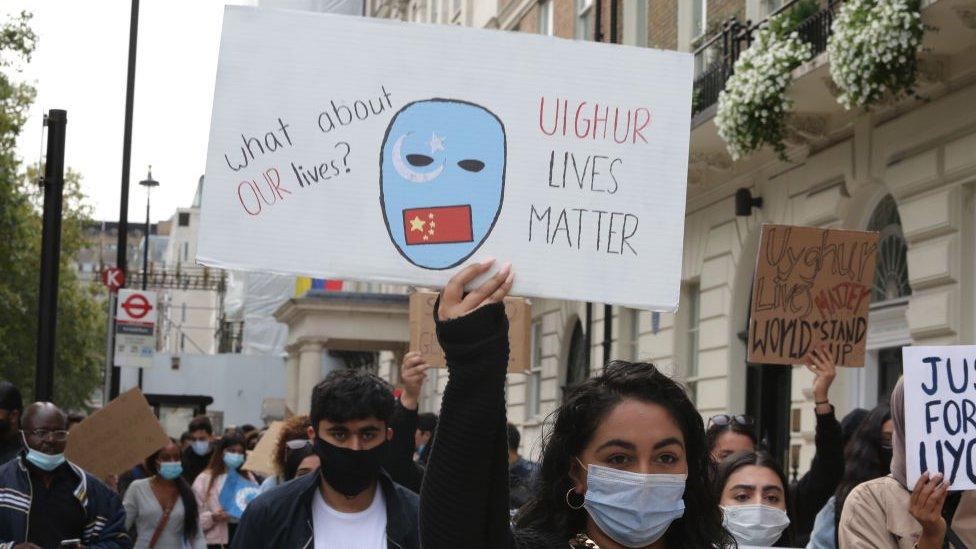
top-left (538, 0), bottom-right (554, 36)
top-left (526, 320), bottom-right (543, 419)
top-left (575, 0), bottom-right (594, 40)
top-left (683, 283), bottom-right (701, 402)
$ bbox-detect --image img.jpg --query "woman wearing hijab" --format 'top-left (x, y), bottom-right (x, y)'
top-left (838, 377), bottom-right (976, 548)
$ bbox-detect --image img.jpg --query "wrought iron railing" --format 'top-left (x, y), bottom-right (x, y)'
top-left (691, 0), bottom-right (841, 117)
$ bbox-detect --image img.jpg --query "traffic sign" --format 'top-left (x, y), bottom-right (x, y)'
top-left (101, 267), bottom-right (125, 291)
top-left (120, 293), bottom-right (152, 320)
top-left (115, 289), bottom-right (157, 368)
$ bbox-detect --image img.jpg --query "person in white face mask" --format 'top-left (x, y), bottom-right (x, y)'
top-left (417, 261), bottom-right (736, 549)
top-left (714, 450), bottom-right (793, 548)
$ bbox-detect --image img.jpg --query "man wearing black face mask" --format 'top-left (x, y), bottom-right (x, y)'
top-left (0, 382), bottom-right (24, 465)
top-left (231, 369), bottom-right (420, 549)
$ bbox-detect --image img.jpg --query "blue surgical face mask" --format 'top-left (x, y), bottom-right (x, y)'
top-left (25, 447), bottom-right (66, 472)
top-left (191, 440), bottom-right (211, 456)
top-left (223, 452), bottom-right (245, 470)
top-left (158, 461), bottom-right (183, 481)
top-left (581, 462), bottom-right (686, 548)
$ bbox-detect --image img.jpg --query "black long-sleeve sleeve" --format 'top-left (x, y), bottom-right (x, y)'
top-left (790, 407), bottom-right (844, 545)
top-left (419, 300), bottom-right (518, 549)
top-left (384, 400), bottom-right (425, 493)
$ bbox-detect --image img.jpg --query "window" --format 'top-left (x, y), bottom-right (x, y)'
top-left (565, 320), bottom-right (588, 392)
top-left (430, 0), bottom-right (438, 23)
top-left (178, 212), bottom-right (190, 227)
top-left (575, 0), bottom-right (594, 40)
top-left (692, 0), bottom-right (707, 39)
top-left (763, 0), bottom-right (786, 16)
top-left (868, 195), bottom-right (911, 303)
top-left (181, 302), bottom-right (187, 322)
top-left (182, 242), bottom-right (189, 262)
top-left (538, 0), bottom-right (553, 36)
top-left (526, 320), bottom-right (543, 418)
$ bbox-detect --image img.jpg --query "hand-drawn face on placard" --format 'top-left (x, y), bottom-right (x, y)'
top-left (380, 99), bottom-right (506, 270)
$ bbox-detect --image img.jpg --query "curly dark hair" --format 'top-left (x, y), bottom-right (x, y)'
top-left (713, 450), bottom-right (794, 546)
top-left (273, 414), bottom-right (312, 477)
top-left (833, 402), bottom-right (891, 542)
top-left (515, 361), bottom-right (734, 548)
top-left (145, 439), bottom-right (199, 542)
top-left (310, 369), bottom-right (395, 428)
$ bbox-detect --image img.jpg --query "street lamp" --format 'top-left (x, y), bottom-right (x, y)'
top-left (138, 166), bottom-right (159, 290)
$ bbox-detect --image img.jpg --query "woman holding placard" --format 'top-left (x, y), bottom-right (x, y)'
top-left (838, 378), bottom-right (976, 548)
top-left (705, 346), bottom-right (845, 545)
top-left (418, 260), bottom-right (734, 549)
top-left (124, 439), bottom-right (207, 548)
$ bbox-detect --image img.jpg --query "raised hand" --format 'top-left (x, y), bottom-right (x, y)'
top-left (400, 351), bottom-right (432, 411)
top-left (437, 259), bottom-right (514, 322)
top-left (910, 471), bottom-right (948, 549)
top-left (806, 345), bottom-right (837, 412)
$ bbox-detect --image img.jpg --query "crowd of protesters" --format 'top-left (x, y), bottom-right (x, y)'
top-left (1, 260), bottom-right (975, 548)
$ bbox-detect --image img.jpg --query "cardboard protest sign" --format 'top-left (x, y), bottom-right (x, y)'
top-left (65, 388), bottom-right (169, 480)
top-left (409, 290), bottom-right (531, 373)
top-left (198, 7), bottom-right (693, 311)
top-left (242, 420), bottom-right (284, 477)
top-left (903, 346), bottom-right (976, 490)
top-left (748, 224), bottom-right (877, 367)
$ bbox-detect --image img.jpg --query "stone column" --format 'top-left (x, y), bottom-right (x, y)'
top-left (285, 351), bottom-right (300, 415)
top-left (296, 340), bottom-right (325, 414)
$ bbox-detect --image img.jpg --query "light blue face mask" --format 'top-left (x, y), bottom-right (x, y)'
top-left (158, 461), bottom-right (183, 481)
top-left (223, 452), bottom-right (245, 470)
top-left (22, 432), bottom-right (66, 472)
top-left (581, 463), bottom-right (687, 548)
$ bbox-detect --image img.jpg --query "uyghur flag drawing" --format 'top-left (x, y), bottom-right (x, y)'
top-left (219, 468), bottom-right (261, 519)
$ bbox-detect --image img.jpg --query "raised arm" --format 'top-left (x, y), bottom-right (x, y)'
top-left (419, 261), bottom-right (517, 549)
top-left (791, 347), bottom-right (844, 541)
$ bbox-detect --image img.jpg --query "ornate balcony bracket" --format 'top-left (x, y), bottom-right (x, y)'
top-left (784, 114), bottom-right (829, 146)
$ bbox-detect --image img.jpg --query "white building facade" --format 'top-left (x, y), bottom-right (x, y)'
top-left (269, 0), bottom-right (976, 473)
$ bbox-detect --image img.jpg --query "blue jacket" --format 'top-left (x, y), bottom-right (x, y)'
top-left (0, 454), bottom-right (131, 549)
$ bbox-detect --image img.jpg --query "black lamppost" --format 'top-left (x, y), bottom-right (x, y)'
top-left (139, 166), bottom-right (159, 290)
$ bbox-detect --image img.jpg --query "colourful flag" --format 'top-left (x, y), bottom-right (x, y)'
top-left (402, 205), bottom-right (474, 245)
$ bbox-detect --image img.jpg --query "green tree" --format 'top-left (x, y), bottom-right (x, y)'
top-left (1, 11), bottom-right (106, 409)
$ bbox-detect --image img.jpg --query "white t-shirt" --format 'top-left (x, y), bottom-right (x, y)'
top-left (312, 486), bottom-right (387, 549)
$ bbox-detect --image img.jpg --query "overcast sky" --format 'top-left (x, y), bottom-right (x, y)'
top-left (8, 0), bottom-right (253, 223)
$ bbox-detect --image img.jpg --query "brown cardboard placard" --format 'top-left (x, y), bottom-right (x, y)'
top-left (243, 421), bottom-right (284, 477)
top-left (748, 224), bottom-right (878, 367)
top-left (409, 290), bottom-right (532, 373)
top-left (65, 388), bottom-right (169, 480)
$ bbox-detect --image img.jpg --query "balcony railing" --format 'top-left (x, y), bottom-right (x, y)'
top-left (692, 0), bottom-right (841, 117)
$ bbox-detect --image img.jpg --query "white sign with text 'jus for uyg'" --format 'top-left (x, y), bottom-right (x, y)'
top-left (114, 289), bottom-right (157, 368)
top-left (903, 346), bottom-right (976, 490)
top-left (198, 7), bottom-right (693, 310)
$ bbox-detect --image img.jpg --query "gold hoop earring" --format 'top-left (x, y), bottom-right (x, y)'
top-left (565, 487), bottom-right (584, 510)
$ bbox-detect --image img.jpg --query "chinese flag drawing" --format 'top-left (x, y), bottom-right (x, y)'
top-left (402, 205), bottom-right (474, 245)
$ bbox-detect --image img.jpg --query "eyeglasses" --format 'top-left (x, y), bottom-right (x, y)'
top-left (285, 439), bottom-right (311, 450)
top-left (28, 429), bottom-right (69, 442)
top-left (708, 414), bottom-right (754, 427)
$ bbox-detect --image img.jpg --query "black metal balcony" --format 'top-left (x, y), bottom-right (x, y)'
top-left (692, 0), bottom-right (841, 118)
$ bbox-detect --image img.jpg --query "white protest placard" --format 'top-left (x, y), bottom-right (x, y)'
top-left (114, 289), bottom-right (157, 368)
top-left (198, 7), bottom-right (693, 311)
top-left (903, 346), bottom-right (976, 490)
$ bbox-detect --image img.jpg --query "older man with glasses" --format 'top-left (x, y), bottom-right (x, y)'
top-left (0, 402), bottom-right (130, 549)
